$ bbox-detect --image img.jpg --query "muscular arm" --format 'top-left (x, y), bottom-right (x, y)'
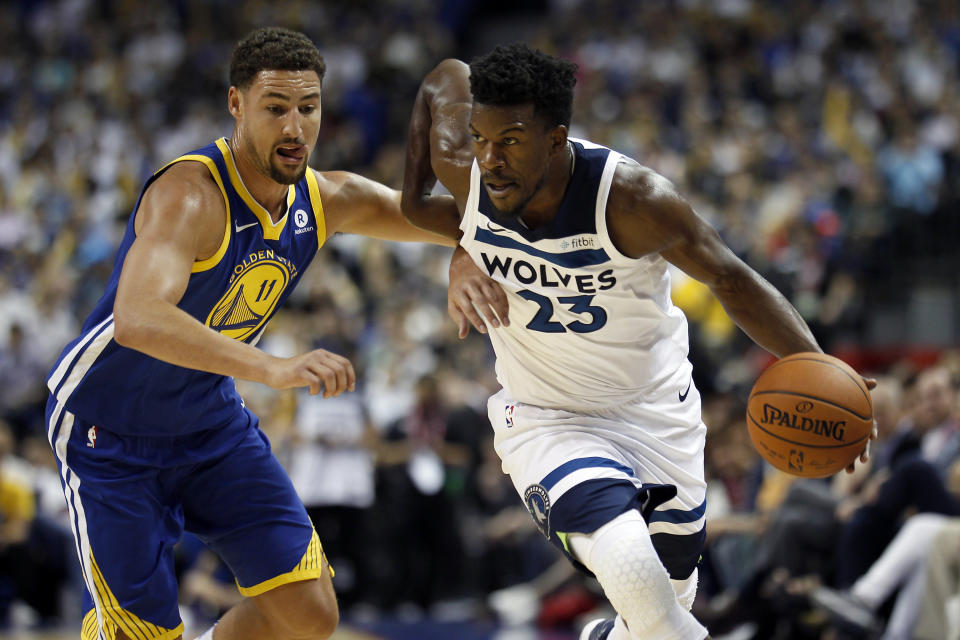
top-left (606, 161), bottom-right (821, 358)
top-left (318, 170), bottom-right (455, 246)
top-left (400, 58), bottom-right (475, 238)
top-left (114, 163), bottom-right (278, 381)
top-left (114, 163), bottom-right (354, 396)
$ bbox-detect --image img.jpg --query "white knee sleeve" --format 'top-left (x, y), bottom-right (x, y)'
top-left (672, 568), bottom-right (699, 611)
top-left (569, 511), bottom-right (707, 640)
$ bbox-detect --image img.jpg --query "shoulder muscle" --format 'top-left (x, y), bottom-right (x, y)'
top-left (606, 159), bottom-right (694, 259)
top-left (136, 160), bottom-right (226, 260)
top-left (607, 159), bottom-right (746, 288)
top-left (424, 59), bottom-right (474, 202)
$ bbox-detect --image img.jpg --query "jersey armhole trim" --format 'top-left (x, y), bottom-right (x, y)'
top-left (305, 169), bottom-right (327, 250)
top-left (158, 154), bottom-right (231, 273)
top-left (595, 154), bottom-right (634, 265)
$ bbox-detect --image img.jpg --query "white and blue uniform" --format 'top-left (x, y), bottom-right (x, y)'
top-left (459, 138), bottom-right (706, 580)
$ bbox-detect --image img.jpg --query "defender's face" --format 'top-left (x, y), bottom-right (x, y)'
top-left (229, 70), bottom-right (322, 185)
top-left (469, 103), bottom-right (556, 218)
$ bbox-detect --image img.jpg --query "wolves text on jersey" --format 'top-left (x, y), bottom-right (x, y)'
top-left (480, 253), bottom-right (617, 294)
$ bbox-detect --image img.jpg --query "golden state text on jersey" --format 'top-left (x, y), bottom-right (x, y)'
top-left (46, 138), bottom-right (325, 436)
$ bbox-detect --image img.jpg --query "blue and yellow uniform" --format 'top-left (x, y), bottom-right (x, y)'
top-left (45, 138), bottom-right (330, 640)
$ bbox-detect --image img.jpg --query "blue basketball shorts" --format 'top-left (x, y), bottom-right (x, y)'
top-left (489, 388), bottom-right (708, 580)
top-left (46, 395), bottom-right (330, 640)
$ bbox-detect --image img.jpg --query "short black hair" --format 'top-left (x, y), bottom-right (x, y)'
top-left (469, 43), bottom-right (578, 129)
top-left (229, 27), bottom-right (326, 89)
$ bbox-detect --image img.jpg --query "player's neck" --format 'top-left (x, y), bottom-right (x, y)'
top-left (518, 142), bottom-right (575, 229)
top-left (228, 135), bottom-right (289, 222)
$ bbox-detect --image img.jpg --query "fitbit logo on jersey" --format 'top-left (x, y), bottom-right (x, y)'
top-left (559, 236), bottom-right (596, 250)
top-left (761, 404), bottom-right (846, 441)
top-left (481, 254), bottom-right (616, 294)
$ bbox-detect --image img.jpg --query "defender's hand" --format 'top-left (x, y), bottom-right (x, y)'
top-left (845, 376), bottom-right (878, 474)
top-left (266, 349), bottom-right (356, 398)
top-left (448, 245), bottom-right (509, 338)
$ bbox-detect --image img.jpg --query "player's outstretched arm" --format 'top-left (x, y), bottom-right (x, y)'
top-left (316, 169), bottom-right (455, 246)
top-left (401, 58), bottom-right (475, 238)
top-left (607, 162), bottom-right (877, 472)
top-left (606, 161), bottom-right (821, 359)
top-left (113, 163), bottom-right (354, 397)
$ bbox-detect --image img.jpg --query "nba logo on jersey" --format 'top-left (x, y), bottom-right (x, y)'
top-left (524, 484), bottom-right (551, 538)
top-left (87, 426), bottom-right (98, 448)
top-left (504, 403), bottom-right (516, 428)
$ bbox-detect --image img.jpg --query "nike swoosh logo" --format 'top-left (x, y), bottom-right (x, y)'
top-left (484, 220), bottom-right (511, 235)
top-left (679, 380), bottom-right (692, 402)
top-left (235, 221), bottom-right (259, 232)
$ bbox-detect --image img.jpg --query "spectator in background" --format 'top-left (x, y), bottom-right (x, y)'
top-left (0, 324), bottom-right (48, 439)
top-left (878, 122), bottom-right (945, 258)
top-left (914, 517), bottom-right (960, 640)
top-left (811, 460), bottom-right (960, 638)
top-left (287, 373), bottom-right (379, 611)
top-left (698, 377), bottom-right (905, 638)
top-left (0, 420), bottom-right (73, 625)
top-left (0, 420), bottom-right (35, 623)
top-left (836, 366), bottom-right (960, 586)
top-left (371, 374), bottom-right (472, 611)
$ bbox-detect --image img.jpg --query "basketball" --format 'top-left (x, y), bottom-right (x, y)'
top-left (746, 352), bottom-right (873, 478)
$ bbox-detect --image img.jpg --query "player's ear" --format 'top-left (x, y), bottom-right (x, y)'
top-left (549, 124), bottom-right (568, 155)
top-left (228, 86), bottom-right (242, 119)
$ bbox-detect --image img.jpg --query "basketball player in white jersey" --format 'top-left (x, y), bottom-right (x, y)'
top-left (402, 44), bottom-right (873, 640)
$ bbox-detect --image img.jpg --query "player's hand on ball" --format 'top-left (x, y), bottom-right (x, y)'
top-left (747, 353), bottom-right (874, 478)
top-left (266, 349), bottom-right (356, 398)
top-left (448, 245), bottom-right (510, 338)
top-left (845, 376), bottom-right (879, 474)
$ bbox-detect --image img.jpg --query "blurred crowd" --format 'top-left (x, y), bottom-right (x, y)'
top-left (1, 0), bottom-right (960, 637)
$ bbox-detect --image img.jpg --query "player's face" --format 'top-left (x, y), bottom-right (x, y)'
top-left (230, 70), bottom-right (322, 185)
top-left (469, 103), bottom-right (561, 218)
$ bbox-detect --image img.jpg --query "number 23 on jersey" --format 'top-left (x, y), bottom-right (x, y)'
top-left (518, 289), bottom-right (608, 333)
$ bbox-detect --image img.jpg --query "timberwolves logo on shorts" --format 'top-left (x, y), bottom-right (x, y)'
top-left (524, 484), bottom-right (551, 539)
top-left (207, 258), bottom-right (291, 340)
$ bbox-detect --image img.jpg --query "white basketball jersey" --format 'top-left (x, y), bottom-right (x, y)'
top-left (460, 138), bottom-right (692, 411)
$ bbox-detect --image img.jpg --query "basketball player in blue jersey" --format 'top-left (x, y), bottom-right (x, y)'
top-left (45, 27), bottom-right (453, 640)
top-left (402, 44), bottom-right (874, 640)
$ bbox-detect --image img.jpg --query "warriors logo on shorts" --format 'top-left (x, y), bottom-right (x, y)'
top-left (524, 484), bottom-right (551, 539)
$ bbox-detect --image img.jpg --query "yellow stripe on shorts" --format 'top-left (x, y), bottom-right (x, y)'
top-left (82, 552), bottom-right (184, 640)
top-left (237, 528), bottom-right (334, 597)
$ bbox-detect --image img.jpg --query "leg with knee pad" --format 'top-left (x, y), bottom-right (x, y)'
top-left (672, 568), bottom-right (699, 612)
top-left (569, 511), bottom-right (707, 640)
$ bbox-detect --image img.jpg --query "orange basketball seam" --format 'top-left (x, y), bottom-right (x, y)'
top-left (746, 413), bottom-right (870, 449)
top-left (765, 355), bottom-right (871, 405)
top-left (748, 390), bottom-right (873, 421)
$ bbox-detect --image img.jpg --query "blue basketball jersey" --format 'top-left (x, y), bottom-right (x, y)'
top-left (46, 138), bottom-right (326, 436)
